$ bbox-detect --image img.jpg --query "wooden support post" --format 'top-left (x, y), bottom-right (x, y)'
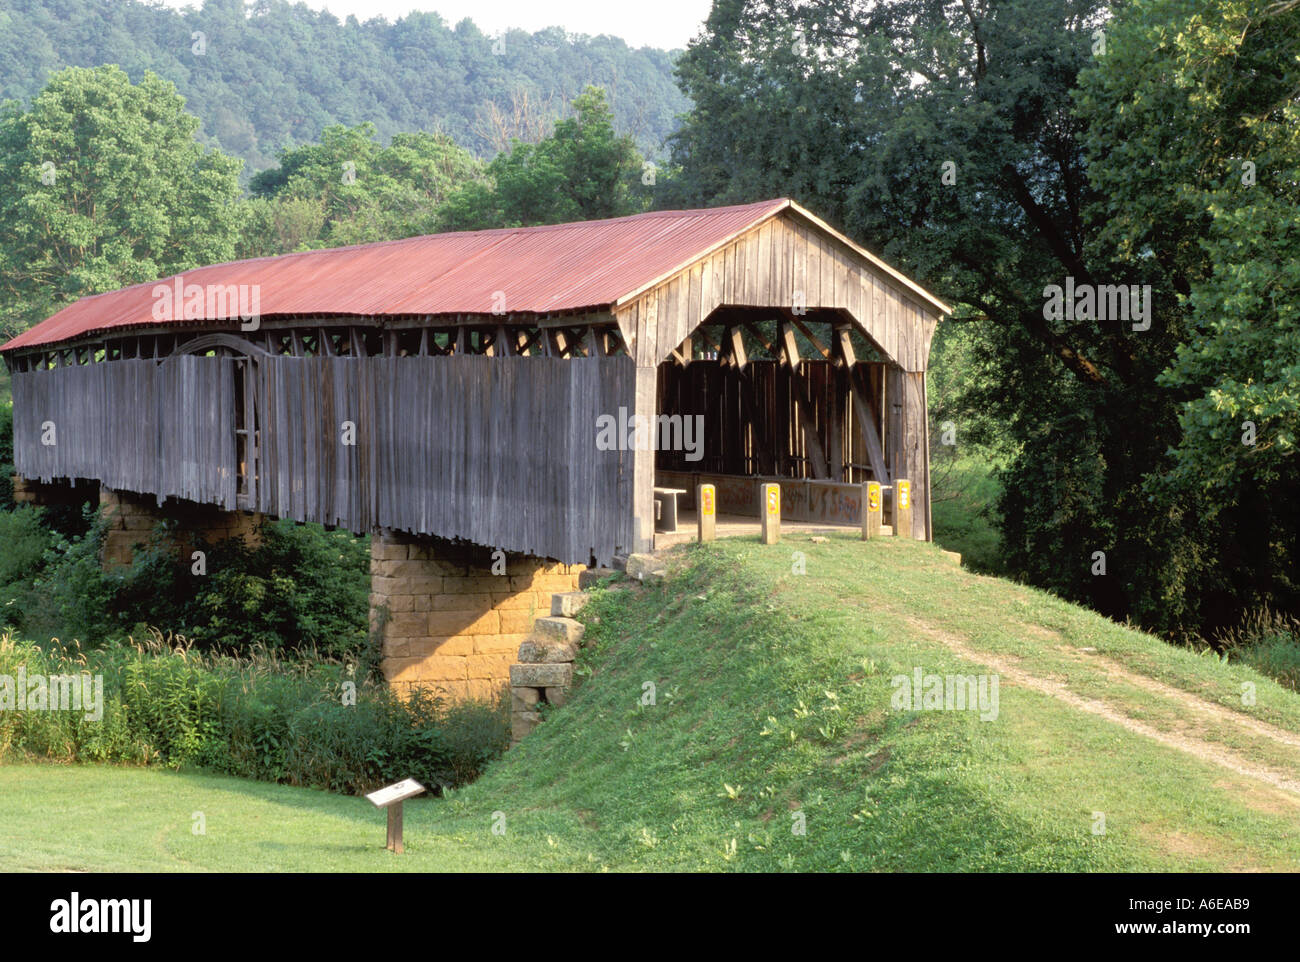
top-left (779, 322), bottom-right (801, 372)
top-left (894, 479), bottom-right (913, 540)
top-left (834, 323), bottom-right (856, 368)
top-left (861, 481), bottom-right (882, 540)
top-left (518, 328), bottom-right (541, 355)
top-left (698, 483), bottom-right (716, 543)
top-left (778, 320), bottom-right (830, 479)
top-left (761, 482), bottom-right (781, 545)
top-left (387, 802), bottom-right (404, 854)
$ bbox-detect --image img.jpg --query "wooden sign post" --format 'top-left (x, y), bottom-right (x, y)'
top-left (761, 483), bottom-right (781, 545)
top-left (894, 479), bottom-right (912, 540)
top-left (861, 481), bottom-right (882, 540)
top-left (698, 483), bottom-right (716, 543)
top-left (366, 778), bottom-right (426, 854)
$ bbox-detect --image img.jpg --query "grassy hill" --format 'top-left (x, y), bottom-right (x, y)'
top-left (4, 534), bottom-right (1300, 872)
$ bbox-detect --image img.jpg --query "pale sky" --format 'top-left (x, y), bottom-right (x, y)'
top-left (162, 0), bottom-right (714, 50)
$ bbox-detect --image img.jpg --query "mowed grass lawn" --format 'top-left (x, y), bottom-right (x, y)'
top-left (3, 535), bottom-right (1300, 872)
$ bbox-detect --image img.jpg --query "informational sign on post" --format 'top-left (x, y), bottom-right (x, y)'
top-left (366, 778), bottom-right (426, 854)
top-left (366, 779), bottom-right (424, 809)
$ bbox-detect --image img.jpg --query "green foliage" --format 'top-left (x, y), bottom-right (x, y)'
top-left (0, 399), bottom-right (12, 508)
top-left (36, 509), bottom-right (121, 645)
top-left (927, 318), bottom-right (1008, 573)
top-left (1218, 608), bottom-right (1300, 692)
top-left (0, 0), bottom-right (686, 173)
top-left (0, 506), bottom-right (56, 630)
top-left (0, 630), bottom-right (510, 793)
top-left (1075, 0), bottom-right (1300, 634)
top-left (929, 458), bottom-right (1005, 575)
top-left (0, 65), bottom-right (245, 339)
top-left (669, 0), bottom-right (1299, 640)
top-left (438, 87), bottom-right (650, 230)
top-left (187, 520), bottom-right (371, 659)
top-left (18, 511), bottom-right (370, 660)
top-left (243, 124), bottom-right (486, 253)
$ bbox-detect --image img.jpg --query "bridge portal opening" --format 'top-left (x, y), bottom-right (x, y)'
top-left (650, 307), bottom-right (919, 543)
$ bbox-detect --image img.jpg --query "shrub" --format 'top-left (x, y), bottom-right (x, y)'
top-left (0, 401), bottom-right (13, 510)
top-left (186, 519), bottom-right (370, 659)
top-left (22, 511), bottom-right (371, 662)
top-left (0, 630), bottom-right (509, 795)
top-left (0, 506), bottom-right (57, 630)
top-left (1219, 608), bottom-right (1300, 692)
top-left (33, 509), bottom-right (121, 644)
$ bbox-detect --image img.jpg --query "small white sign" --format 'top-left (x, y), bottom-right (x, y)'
top-left (366, 778), bottom-right (426, 808)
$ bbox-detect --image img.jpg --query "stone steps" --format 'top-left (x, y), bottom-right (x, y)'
top-left (551, 591), bottom-right (589, 617)
top-left (532, 615), bottom-right (585, 645)
top-left (510, 597), bottom-right (590, 744)
top-left (509, 554), bottom-right (663, 744)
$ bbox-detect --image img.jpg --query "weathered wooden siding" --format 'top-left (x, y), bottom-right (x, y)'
top-left (253, 355), bottom-right (633, 565)
top-left (14, 354), bottom-right (633, 566)
top-left (616, 212), bottom-right (939, 373)
top-left (12, 357), bottom-right (237, 508)
top-left (884, 368), bottom-right (931, 540)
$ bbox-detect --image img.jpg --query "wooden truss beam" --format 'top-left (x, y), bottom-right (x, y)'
top-left (777, 319), bottom-right (829, 479)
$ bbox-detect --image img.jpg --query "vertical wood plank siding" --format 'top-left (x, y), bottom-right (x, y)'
top-left (251, 354), bottom-right (633, 565)
top-left (13, 358), bottom-right (236, 508)
top-left (616, 213), bottom-right (935, 373)
top-left (13, 354), bottom-right (633, 566)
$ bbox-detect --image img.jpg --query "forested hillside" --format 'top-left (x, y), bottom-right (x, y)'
top-left (0, 0), bottom-right (687, 172)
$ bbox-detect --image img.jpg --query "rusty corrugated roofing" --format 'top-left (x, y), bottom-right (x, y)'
top-left (1, 198), bottom-right (949, 353)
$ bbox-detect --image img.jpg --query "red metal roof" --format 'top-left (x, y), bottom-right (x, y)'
top-left (1, 198), bottom-right (950, 353)
top-left (1, 200), bottom-right (789, 352)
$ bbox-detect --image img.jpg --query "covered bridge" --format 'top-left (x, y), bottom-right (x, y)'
top-left (2, 198), bottom-right (949, 697)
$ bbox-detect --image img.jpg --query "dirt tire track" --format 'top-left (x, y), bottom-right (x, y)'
top-left (1057, 643), bottom-right (1300, 751)
top-left (904, 616), bottom-right (1300, 801)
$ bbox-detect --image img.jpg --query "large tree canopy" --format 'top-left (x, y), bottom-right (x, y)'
top-left (438, 86), bottom-right (649, 230)
top-left (0, 64), bottom-right (244, 341)
top-left (244, 123), bottom-right (485, 253)
top-left (1077, 0), bottom-right (1300, 623)
top-left (667, 0), bottom-right (1300, 638)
